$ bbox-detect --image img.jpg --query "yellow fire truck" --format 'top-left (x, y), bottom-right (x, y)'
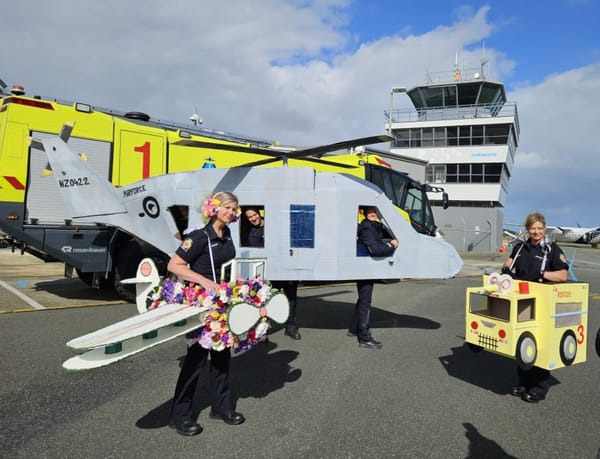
top-left (0, 81), bottom-right (446, 301)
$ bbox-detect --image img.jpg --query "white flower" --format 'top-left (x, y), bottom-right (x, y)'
top-left (219, 291), bottom-right (230, 303)
top-left (255, 321), bottom-right (269, 338)
top-left (257, 285), bottom-right (271, 302)
top-left (173, 282), bottom-right (183, 296)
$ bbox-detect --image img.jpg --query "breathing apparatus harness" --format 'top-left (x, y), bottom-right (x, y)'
top-left (508, 235), bottom-right (553, 282)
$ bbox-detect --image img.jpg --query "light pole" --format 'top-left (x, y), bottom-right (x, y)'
top-left (388, 87), bottom-right (407, 152)
top-left (388, 86), bottom-right (407, 137)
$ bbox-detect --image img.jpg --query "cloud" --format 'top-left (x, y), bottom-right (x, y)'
top-left (2, 2), bottom-right (597, 226)
top-left (505, 63), bottom-right (600, 225)
top-left (1, 2), bottom-right (507, 142)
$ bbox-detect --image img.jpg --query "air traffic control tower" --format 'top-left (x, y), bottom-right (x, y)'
top-left (386, 63), bottom-right (520, 252)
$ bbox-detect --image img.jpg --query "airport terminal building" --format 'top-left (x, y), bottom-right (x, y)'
top-left (385, 65), bottom-right (520, 252)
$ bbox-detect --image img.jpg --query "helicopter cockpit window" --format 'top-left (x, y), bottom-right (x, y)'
top-left (356, 205), bottom-right (395, 256)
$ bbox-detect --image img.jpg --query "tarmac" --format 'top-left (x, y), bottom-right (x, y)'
top-left (1, 245), bottom-right (596, 312)
top-left (1, 245), bottom-right (600, 458)
top-left (0, 246), bottom-right (505, 313)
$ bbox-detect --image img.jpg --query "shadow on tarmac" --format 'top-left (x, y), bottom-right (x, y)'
top-left (135, 341), bottom-right (301, 430)
top-left (33, 278), bottom-right (123, 301)
top-left (296, 293), bottom-right (441, 331)
top-left (463, 422), bottom-right (518, 459)
top-left (439, 343), bottom-right (560, 395)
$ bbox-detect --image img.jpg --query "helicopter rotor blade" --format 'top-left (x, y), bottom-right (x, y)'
top-left (173, 139), bottom-right (283, 157)
top-left (234, 156), bottom-right (358, 169)
top-left (173, 134), bottom-right (392, 161)
top-left (283, 134), bottom-right (393, 159)
top-left (233, 157), bottom-right (281, 168)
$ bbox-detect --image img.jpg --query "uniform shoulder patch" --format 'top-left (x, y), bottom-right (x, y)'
top-left (560, 253), bottom-right (568, 263)
top-left (181, 238), bottom-right (193, 252)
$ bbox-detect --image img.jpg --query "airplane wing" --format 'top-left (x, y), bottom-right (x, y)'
top-left (66, 302), bottom-right (208, 350)
top-left (63, 308), bottom-right (207, 370)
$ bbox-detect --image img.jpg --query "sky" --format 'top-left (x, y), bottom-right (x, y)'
top-left (2, 0), bottom-right (599, 228)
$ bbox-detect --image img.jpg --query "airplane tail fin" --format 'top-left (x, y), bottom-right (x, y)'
top-left (121, 258), bottom-right (162, 313)
top-left (30, 122), bottom-right (126, 220)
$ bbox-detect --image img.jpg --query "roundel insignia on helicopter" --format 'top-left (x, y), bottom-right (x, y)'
top-left (142, 196), bottom-right (160, 218)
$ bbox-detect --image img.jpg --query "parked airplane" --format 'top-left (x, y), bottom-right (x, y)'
top-left (505, 223), bottom-right (600, 247)
top-left (546, 225), bottom-right (600, 245)
top-left (586, 230), bottom-right (600, 248)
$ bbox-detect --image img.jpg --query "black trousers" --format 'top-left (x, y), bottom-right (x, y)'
top-left (170, 342), bottom-right (232, 422)
top-left (517, 366), bottom-right (551, 396)
top-left (271, 281), bottom-right (298, 329)
top-left (349, 280), bottom-right (374, 341)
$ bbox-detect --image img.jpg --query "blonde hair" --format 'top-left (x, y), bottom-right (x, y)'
top-left (201, 191), bottom-right (240, 222)
top-left (524, 212), bottom-right (546, 230)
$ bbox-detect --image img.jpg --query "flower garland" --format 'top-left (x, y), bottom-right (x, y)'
top-left (148, 277), bottom-right (270, 354)
top-left (202, 196), bottom-right (241, 222)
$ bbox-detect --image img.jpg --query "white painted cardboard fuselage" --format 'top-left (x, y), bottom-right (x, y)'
top-left (40, 135), bottom-right (463, 281)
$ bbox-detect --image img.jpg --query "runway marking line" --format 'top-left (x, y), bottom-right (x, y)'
top-left (0, 279), bottom-right (45, 309)
top-left (0, 300), bottom-right (126, 314)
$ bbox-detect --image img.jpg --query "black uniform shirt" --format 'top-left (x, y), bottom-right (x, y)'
top-left (175, 224), bottom-right (236, 281)
top-left (510, 238), bottom-right (569, 282)
top-left (357, 219), bottom-right (395, 257)
top-left (248, 225), bottom-right (264, 247)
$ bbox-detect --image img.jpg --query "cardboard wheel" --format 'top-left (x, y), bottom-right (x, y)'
top-left (559, 330), bottom-right (577, 366)
top-left (516, 332), bottom-right (537, 370)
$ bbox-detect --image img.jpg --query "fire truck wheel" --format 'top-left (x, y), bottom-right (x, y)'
top-left (113, 241), bottom-right (144, 302)
top-left (516, 332), bottom-right (537, 371)
top-left (144, 250), bottom-right (169, 278)
top-left (467, 342), bottom-right (484, 353)
top-left (75, 269), bottom-right (95, 287)
top-left (595, 328), bottom-right (600, 358)
top-left (559, 330), bottom-right (577, 366)
top-left (75, 268), bottom-right (114, 291)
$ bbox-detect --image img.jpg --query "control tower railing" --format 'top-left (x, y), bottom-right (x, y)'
top-left (387, 102), bottom-right (520, 136)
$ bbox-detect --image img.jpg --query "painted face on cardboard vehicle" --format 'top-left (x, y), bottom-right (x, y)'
top-left (527, 221), bottom-right (546, 245)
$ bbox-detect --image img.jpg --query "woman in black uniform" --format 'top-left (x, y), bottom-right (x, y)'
top-left (168, 191), bottom-right (245, 436)
top-left (243, 207), bottom-right (302, 340)
top-left (350, 206), bottom-right (398, 349)
top-left (502, 211), bottom-right (569, 403)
